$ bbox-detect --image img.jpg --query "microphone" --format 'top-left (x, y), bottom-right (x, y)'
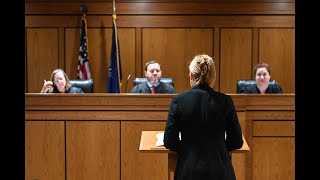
top-left (124, 74), bottom-right (131, 93)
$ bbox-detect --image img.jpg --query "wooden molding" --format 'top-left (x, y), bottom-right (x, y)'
top-left (25, 2), bottom-right (295, 15)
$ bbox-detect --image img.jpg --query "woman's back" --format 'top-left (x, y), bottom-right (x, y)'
top-left (164, 84), bottom-right (243, 180)
top-left (164, 54), bottom-right (243, 180)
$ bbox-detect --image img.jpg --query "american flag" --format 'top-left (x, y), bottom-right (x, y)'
top-left (77, 17), bottom-right (91, 80)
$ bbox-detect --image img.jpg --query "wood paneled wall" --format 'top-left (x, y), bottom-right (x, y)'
top-left (25, 0), bottom-right (295, 93)
top-left (25, 93), bottom-right (295, 180)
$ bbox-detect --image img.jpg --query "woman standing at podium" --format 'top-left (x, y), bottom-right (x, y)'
top-left (164, 54), bottom-right (243, 180)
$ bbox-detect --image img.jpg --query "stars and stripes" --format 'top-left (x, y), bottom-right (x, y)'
top-left (77, 17), bottom-right (91, 80)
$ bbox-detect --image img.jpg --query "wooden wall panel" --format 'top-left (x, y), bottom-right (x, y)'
top-left (25, 36), bottom-right (27, 92)
top-left (25, 94), bottom-right (295, 180)
top-left (220, 28), bottom-right (253, 93)
top-left (142, 28), bottom-right (213, 93)
top-left (66, 121), bottom-right (120, 180)
top-left (246, 108), bottom-right (295, 180)
top-left (65, 28), bottom-right (136, 93)
top-left (65, 28), bottom-right (79, 80)
top-left (259, 28), bottom-right (295, 93)
top-left (121, 121), bottom-right (167, 180)
top-left (233, 153), bottom-right (246, 180)
top-left (118, 28), bottom-right (137, 93)
top-left (252, 138), bottom-right (295, 180)
top-left (25, 1), bottom-right (295, 94)
top-left (237, 112), bottom-right (246, 134)
top-left (26, 28), bottom-right (59, 93)
top-left (253, 121), bottom-right (295, 136)
top-left (25, 121), bottom-right (65, 180)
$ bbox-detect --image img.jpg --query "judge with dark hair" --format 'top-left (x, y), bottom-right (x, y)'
top-left (130, 60), bottom-right (176, 94)
top-left (239, 62), bottom-right (282, 94)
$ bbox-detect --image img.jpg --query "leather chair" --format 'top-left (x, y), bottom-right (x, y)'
top-left (236, 79), bottom-right (277, 93)
top-left (133, 78), bottom-right (174, 87)
top-left (69, 79), bottom-right (94, 93)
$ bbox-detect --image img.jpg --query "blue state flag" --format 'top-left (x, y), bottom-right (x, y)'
top-left (107, 17), bottom-right (122, 93)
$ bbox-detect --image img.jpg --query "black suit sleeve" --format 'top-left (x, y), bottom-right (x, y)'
top-left (164, 97), bottom-right (181, 152)
top-left (225, 95), bottom-right (243, 151)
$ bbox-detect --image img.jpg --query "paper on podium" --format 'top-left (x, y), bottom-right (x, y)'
top-left (140, 131), bottom-right (249, 152)
top-left (156, 132), bottom-right (164, 146)
top-left (155, 132), bottom-right (181, 147)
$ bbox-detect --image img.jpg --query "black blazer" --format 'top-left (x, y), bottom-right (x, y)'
top-left (164, 84), bottom-right (243, 180)
top-left (67, 86), bottom-right (84, 93)
top-left (130, 81), bottom-right (176, 94)
top-left (49, 86), bottom-right (84, 93)
top-left (239, 84), bottom-right (283, 94)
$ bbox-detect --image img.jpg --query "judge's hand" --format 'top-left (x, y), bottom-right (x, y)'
top-left (41, 80), bottom-right (54, 93)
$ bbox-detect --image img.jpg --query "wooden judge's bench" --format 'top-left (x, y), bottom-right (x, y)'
top-left (25, 93), bottom-right (295, 180)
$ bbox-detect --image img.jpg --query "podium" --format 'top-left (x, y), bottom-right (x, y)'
top-left (139, 131), bottom-right (250, 180)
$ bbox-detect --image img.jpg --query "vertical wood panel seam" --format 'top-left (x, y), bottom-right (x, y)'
top-left (64, 121), bottom-right (67, 180)
top-left (135, 28), bottom-right (142, 77)
top-left (58, 28), bottom-right (65, 70)
top-left (252, 27), bottom-right (259, 79)
top-left (119, 121), bottom-right (122, 180)
top-left (25, 28), bottom-right (29, 93)
top-left (214, 27), bottom-right (220, 91)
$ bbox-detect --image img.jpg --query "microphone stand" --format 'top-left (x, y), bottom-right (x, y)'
top-left (124, 74), bottom-right (131, 93)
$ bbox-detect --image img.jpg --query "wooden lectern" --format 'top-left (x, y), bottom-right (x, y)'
top-left (139, 131), bottom-right (250, 180)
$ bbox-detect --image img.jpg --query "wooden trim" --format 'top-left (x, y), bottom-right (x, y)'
top-left (245, 94), bottom-right (295, 110)
top-left (25, 93), bottom-right (293, 111)
top-left (253, 121), bottom-right (295, 136)
top-left (26, 0), bottom-right (295, 3)
top-left (25, 2), bottom-right (295, 15)
top-left (26, 15), bottom-right (295, 28)
top-left (25, 93), bottom-right (174, 110)
top-left (25, 93), bottom-right (295, 180)
top-left (26, 111), bottom-right (169, 120)
top-left (25, 94), bottom-right (247, 111)
top-left (247, 111), bottom-right (295, 120)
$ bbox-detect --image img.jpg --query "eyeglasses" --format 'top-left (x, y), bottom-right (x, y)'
top-left (53, 80), bottom-right (63, 84)
top-left (53, 77), bottom-right (65, 84)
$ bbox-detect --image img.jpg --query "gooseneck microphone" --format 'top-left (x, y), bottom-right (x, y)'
top-left (124, 74), bottom-right (131, 93)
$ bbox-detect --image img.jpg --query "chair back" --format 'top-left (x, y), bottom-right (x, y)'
top-left (69, 79), bottom-right (94, 93)
top-left (236, 79), bottom-right (276, 93)
top-left (133, 78), bottom-right (174, 87)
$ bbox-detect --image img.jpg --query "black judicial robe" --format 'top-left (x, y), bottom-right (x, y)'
top-left (130, 81), bottom-right (176, 94)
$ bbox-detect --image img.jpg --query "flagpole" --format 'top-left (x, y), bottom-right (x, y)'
top-left (81, 5), bottom-right (89, 62)
top-left (113, 0), bottom-right (121, 92)
top-left (80, 4), bottom-right (87, 17)
top-left (78, 4), bottom-right (91, 80)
